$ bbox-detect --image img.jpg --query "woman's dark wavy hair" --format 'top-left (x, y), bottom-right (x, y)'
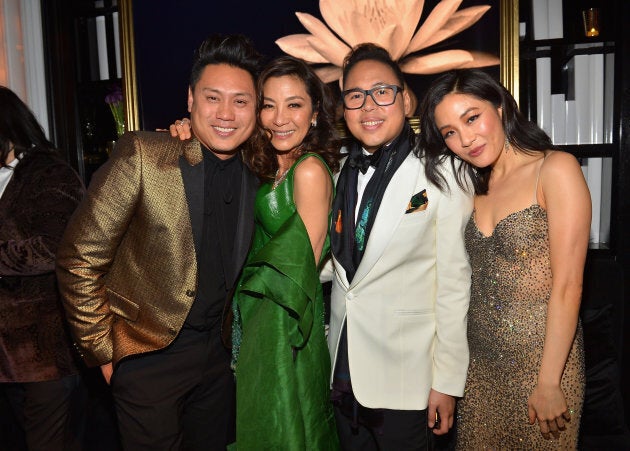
top-left (0, 85), bottom-right (56, 168)
top-left (247, 56), bottom-right (341, 181)
top-left (417, 69), bottom-right (553, 195)
top-left (189, 34), bottom-right (264, 170)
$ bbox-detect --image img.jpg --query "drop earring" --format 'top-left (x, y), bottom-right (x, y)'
top-left (311, 119), bottom-right (317, 128)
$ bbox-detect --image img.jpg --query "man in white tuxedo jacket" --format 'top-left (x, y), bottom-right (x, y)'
top-left (324, 44), bottom-right (473, 450)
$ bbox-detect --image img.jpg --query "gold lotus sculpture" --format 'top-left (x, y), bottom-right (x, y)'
top-left (276, 0), bottom-right (500, 84)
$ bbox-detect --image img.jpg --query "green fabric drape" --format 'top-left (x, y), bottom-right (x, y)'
top-left (232, 154), bottom-right (339, 450)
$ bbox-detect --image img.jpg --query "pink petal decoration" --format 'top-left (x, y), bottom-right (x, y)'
top-left (374, 24), bottom-right (406, 59)
top-left (306, 36), bottom-right (350, 67)
top-left (295, 12), bottom-right (351, 62)
top-left (406, 0), bottom-right (462, 53)
top-left (275, 34), bottom-right (330, 63)
top-left (314, 65), bottom-right (343, 84)
top-left (319, 0), bottom-right (364, 47)
top-left (409, 5), bottom-right (492, 52)
top-left (275, 0), bottom-right (500, 82)
top-left (400, 49), bottom-right (474, 74)
top-left (456, 51), bottom-right (501, 68)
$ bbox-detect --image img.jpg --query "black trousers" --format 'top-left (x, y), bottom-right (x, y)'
top-left (334, 405), bottom-right (432, 451)
top-left (1, 373), bottom-right (86, 451)
top-left (111, 328), bottom-right (235, 451)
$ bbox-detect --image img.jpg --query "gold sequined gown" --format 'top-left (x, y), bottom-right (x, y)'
top-left (457, 205), bottom-right (585, 450)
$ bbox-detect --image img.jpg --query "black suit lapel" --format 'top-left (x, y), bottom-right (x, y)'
top-left (179, 155), bottom-right (204, 259)
top-left (227, 166), bottom-right (258, 288)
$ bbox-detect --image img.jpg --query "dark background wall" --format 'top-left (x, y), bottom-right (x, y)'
top-left (131, 0), bottom-right (499, 130)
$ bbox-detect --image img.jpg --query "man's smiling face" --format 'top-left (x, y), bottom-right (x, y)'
top-left (188, 63), bottom-right (257, 159)
top-left (343, 59), bottom-right (411, 153)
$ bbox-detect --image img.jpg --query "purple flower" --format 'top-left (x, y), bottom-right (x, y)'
top-left (105, 86), bottom-right (123, 105)
top-left (105, 85), bottom-right (125, 137)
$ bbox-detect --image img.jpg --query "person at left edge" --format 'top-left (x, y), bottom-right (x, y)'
top-left (56, 34), bottom-right (262, 450)
top-left (0, 85), bottom-right (86, 451)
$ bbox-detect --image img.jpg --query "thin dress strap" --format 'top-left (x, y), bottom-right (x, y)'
top-left (533, 151), bottom-right (550, 205)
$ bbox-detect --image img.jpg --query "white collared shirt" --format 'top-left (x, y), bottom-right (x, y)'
top-left (0, 156), bottom-right (20, 199)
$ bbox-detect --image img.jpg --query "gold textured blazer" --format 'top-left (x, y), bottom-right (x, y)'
top-left (56, 131), bottom-right (257, 367)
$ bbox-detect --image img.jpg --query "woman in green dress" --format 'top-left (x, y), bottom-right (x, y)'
top-left (231, 56), bottom-right (341, 450)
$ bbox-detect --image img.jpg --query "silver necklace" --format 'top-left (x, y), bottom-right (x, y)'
top-left (272, 167), bottom-right (289, 189)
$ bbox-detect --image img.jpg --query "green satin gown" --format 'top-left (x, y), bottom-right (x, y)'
top-left (231, 153), bottom-right (339, 450)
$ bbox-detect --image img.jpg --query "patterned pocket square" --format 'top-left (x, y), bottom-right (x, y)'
top-left (406, 189), bottom-right (428, 214)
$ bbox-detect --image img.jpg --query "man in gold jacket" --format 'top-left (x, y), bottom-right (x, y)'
top-left (56, 34), bottom-right (261, 450)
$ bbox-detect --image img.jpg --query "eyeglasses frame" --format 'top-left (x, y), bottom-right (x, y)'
top-left (341, 84), bottom-right (404, 110)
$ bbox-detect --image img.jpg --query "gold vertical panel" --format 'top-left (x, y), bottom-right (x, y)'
top-left (119, 0), bottom-right (139, 131)
top-left (500, 0), bottom-right (520, 105)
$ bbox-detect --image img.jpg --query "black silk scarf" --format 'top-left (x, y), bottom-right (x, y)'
top-left (330, 123), bottom-right (414, 283)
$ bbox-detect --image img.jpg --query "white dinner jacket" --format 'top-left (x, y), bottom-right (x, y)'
top-left (327, 152), bottom-right (473, 410)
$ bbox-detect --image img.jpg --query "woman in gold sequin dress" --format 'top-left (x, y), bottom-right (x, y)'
top-left (419, 69), bottom-right (589, 449)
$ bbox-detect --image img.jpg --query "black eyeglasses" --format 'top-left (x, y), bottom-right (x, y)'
top-left (342, 84), bottom-right (403, 110)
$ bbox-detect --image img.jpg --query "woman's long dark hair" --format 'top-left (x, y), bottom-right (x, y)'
top-left (246, 56), bottom-right (341, 181)
top-left (417, 69), bottom-right (553, 195)
top-left (0, 86), bottom-right (55, 167)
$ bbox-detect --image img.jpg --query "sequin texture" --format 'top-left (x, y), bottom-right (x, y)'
top-left (457, 205), bottom-right (585, 450)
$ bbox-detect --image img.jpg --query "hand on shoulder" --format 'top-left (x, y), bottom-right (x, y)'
top-left (168, 118), bottom-right (192, 140)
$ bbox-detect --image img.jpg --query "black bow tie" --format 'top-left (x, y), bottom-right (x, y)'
top-left (348, 148), bottom-right (383, 174)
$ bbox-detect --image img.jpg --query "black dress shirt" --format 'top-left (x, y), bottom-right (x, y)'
top-left (184, 148), bottom-right (242, 330)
